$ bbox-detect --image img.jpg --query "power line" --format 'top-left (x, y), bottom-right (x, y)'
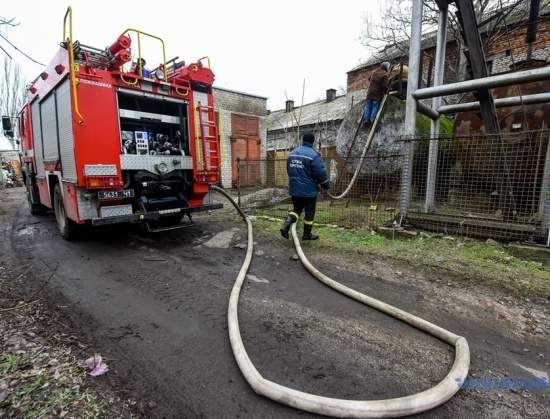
top-left (0, 17), bottom-right (19, 27)
top-left (0, 32), bottom-right (44, 66)
top-left (0, 43), bottom-right (12, 59)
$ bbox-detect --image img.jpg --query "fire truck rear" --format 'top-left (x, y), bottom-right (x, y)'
top-left (18, 8), bottom-right (221, 239)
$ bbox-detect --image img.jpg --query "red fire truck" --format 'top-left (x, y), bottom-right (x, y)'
top-left (18, 8), bottom-right (221, 239)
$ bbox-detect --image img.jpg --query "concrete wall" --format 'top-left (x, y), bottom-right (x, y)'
top-left (213, 87), bottom-right (267, 188)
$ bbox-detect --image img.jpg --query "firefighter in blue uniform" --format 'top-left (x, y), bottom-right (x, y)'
top-left (280, 131), bottom-right (330, 240)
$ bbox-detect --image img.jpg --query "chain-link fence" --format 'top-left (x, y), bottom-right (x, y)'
top-left (229, 129), bottom-right (550, 243)
top-left (405, 130), bottom-right (550, 241)
top-left (235, 154), bottom-right (402, 230)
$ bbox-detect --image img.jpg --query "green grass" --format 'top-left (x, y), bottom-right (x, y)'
top-left (253, 216), bottom-right (550, 300)
top-left (252, 201), bottom-right (396, 229)
top-left (8, 371), bottom-right (106, 419)
top-left (17, 375), bottom-right (46, 399)
top-left (23, 388), bottom-right (105, 419)
top-left (1, 354), bottom-right (106, 419)
top-left (0, 354), bottom-right (28, 374)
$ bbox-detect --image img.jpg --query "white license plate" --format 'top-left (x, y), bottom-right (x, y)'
top-left (98, 189), bottom-right (134, 200)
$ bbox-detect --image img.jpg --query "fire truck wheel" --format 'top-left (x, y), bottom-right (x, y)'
top-left (27, 191), bottom-right (46, 215)
top-left (25, 177), bottom-right (46, 215)
top-left (29, 202), bottom-right (46, 216)
top-left (53, 184), bottom-right (79, 240)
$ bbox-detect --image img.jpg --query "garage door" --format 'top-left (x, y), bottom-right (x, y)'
top-left (231, 114), bottom-right (260, 187)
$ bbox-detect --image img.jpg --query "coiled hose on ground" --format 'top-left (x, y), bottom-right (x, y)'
top-left (210, 185), bottom-right (470, 418)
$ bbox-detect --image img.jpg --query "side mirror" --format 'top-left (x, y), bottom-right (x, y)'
top-left (2, 116), bottom-right (14, 138)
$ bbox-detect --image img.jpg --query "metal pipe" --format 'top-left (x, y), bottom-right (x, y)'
top-left (438, 92), bottom-right (550, 114)
top-left (539, 126), bottom-right (550, 242)
top-left (399, 0), bottom-right (423, 217)
top-left (414, 65), bottom-right (550, 99)
top-left (425, 8), bottom-right (448, 213)
top-left (122, 28), bottom-right (168, 80)
top-left (416, 100), bottom-right (439, 120)
top-left (63, 7), bottom-right (84, 125)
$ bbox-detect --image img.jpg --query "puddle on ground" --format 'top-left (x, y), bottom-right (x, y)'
top-left (15, 225), bottom-right (38, 237)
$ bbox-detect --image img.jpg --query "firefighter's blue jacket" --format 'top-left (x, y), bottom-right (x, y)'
top-left (287, 143), bottom-right (329, 198)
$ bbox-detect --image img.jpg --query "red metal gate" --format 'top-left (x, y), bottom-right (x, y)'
top-left (231, 114), bottom-right (260, 186)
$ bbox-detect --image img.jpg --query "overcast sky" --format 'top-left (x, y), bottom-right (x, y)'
top-left (1, 0), bottom-right (381, 111)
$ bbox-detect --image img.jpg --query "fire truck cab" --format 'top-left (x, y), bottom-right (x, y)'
top-left (19, 8), bottom-right (221, 239)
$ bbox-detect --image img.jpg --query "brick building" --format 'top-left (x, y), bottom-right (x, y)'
top-left (213, 87), bottom-right (267, 188)
top-left (347, 4), bottom-right (550, 101)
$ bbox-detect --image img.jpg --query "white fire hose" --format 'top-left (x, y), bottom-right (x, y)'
top-left (327, 94), bottom-right (390, 201)
top-left (211, 185), bottom-right (470, 418)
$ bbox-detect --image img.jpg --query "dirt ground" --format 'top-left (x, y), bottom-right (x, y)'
top-left (1, 186), bottom-right (549, 418)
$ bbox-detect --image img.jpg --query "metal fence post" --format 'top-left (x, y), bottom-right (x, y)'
top-left (425, 6), bottom-right (448, 213)
top-left (537, 131), bottom-right (550, 245)
top-left (399, 0), bottom-right (423, 220)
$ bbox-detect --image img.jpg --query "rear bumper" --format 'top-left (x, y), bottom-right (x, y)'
top-left (91, 203), bottom-right (223, 226)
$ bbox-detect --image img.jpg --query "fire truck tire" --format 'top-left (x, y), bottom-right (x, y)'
top-left (53, 184), bottom-right (79, 240)
top-left (29, 201), bottom-right (46, 216)
top-left (25, 175), bottom-right (46, 216)
top-left (27, 190), bottom-right (46, 215)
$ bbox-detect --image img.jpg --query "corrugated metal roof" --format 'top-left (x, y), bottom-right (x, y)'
top-left (266, 95), bottom-right (347, 131)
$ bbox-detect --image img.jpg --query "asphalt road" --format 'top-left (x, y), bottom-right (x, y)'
top-left (3, 188), bottom-right (549, 418)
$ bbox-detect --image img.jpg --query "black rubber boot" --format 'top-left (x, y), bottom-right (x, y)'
top-left (302, 224), bottom-right (319, 241)
top-left (280, 215), bottom-right (296, 239)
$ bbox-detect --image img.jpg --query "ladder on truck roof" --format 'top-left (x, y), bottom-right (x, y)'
top-left (72, 41), bottom-right (110, 69)
top-left (196, 104), bottom-right (220, 183)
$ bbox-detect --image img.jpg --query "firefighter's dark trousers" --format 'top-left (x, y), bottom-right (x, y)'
top-left (289, 196), bottom-right (317, 225)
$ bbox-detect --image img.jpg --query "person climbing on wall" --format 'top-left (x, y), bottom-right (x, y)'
top-left (363, 61), bottom-right (390, 129)
top-left (280, 131), bottom-right (330, 241)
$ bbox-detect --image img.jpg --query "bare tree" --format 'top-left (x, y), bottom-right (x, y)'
top-left (0, 16), bottom-right (30, 148)
top-left (0, 16), bottom-right (19, 58)
top-left (360, 0), bottom-right (528, 81)
top-left (283, 78), bottom-right (307, 150)
top-left (0, 57), bottom-right (26, 146)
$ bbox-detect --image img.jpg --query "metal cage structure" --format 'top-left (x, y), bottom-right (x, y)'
top-left (400, 0), bottom-right (550, 243)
